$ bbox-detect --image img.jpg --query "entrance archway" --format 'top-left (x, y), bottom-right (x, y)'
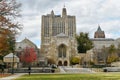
top-left (58, 61), bottom-right (62, 66)
top-left (64, 61), bottom-right (68, 66)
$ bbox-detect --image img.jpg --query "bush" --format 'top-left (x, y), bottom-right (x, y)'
top-left (70, 57), bottom-right (80, 65)
top-left (91, 65), bottom-right (106, 68)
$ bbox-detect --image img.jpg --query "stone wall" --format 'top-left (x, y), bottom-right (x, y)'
top-left (8, 68), bottom-right (52, 73)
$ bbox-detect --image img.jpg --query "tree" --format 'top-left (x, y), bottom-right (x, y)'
top-left (76, 32), bottom-right (93, 53)
top-left (108, 45), bottom-right (116, 54)
top-left (0, 0), bottom-right (22, 56)
top-left (107, 45), bottom-right (118, 64)
top-left (117, 43), bottom-right (120, 60)
top-left (102, 45), bottom-right (118, 65)
top-left (101, 46), bottom-right (108, 66)
top-left (20, 47), bottom-right (37, 65)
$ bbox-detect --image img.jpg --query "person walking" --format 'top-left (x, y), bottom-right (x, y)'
top-left (28, 66), bottom-right (31, 75)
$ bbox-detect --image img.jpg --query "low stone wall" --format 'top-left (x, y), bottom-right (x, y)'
top-left (8, 68), bottom-right (52, 73)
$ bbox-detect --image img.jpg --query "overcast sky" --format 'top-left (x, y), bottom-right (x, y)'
top-left (16, 0), bottom-right (120, 48)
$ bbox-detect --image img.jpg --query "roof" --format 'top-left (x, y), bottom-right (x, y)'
top-left (4, 53), bottom-right (18, 58)
top-left (90, 38), bottom-right (114, 41)
top-left (3, 53), bottom-right (19, 62)
top-left (97, 26), bottom-right (102, 32)
top-left (22, 38), bottom-right (37, 47)
top-left (15, 38), bottom-right (38, 50)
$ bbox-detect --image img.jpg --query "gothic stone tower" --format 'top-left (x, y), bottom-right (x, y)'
top-left (94, 25), bottom-right (105, 38)
top-left (41, 7), bottom-right (77, 66)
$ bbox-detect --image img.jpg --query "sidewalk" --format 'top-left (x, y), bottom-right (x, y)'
top-left (0, 73), bottom-right (25, 80)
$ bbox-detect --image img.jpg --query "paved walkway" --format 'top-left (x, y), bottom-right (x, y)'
top-left (0, 73), bottom-right (25, 80)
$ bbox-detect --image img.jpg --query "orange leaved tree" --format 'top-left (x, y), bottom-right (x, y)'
top-left (0, 0), bottom-right (22, 57)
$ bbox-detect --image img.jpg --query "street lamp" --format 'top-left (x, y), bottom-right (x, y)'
top-left (12, 53), bottom-right (14, 74)
top-left (10, 36), bottom-right (15, 74)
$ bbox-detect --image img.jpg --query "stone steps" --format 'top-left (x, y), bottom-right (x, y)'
top-left (60, 67), bottom-right (95, 73)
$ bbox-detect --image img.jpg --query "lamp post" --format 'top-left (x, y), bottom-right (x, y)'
top-left (12, 53), bottom-right (14, 74)
top-left (10, 36), bottom-right (15, 74)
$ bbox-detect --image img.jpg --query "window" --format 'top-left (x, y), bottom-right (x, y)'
top-left (58, 44), bottom-right (66, 58)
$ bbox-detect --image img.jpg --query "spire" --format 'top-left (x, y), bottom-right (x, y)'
top-left (62, 5), bottom-right (67, 17)
top-left (51, 10), bottom-right (54, 16)
top-left (97, 24), bottom-right (102, 32)
top-left (64, 3), bottom-right (65, 8)
top-left (94, 24), bottom-right (105, 38)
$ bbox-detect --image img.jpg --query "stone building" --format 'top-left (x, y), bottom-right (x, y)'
top-left (15, 38), bottom-right (39, 67)
top-left (15, 38), bottom-right (39, 56)
top-left (94, 25), bottom-right (105, 38)
top-left (40, 7), bottom-right (77, 66)
top-left (90, 26), bottom-right (120, 65)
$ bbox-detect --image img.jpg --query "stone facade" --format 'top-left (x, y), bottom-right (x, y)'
top-left (15, 38), bottom-right (39, 55)
top-left (41, 7), bottom-right (77, 66)
top-left (89, 26), bottom-right (120, 65)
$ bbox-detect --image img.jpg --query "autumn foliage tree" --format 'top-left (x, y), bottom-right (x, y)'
top-left (0, 0), bottom-right (22, 56)
top-left (20, 47), bottom-right (37, 65)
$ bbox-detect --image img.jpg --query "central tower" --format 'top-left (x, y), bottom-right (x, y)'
top-left (41, 7), bottom-right (77, 66)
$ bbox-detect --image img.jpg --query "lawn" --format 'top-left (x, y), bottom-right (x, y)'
top-left (15, 73), bottom-right (120, 80)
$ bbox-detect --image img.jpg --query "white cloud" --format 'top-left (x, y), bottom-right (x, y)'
top-left (99, 0), bottom-right (120, 18)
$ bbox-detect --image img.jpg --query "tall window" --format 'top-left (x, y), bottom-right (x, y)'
top-left (58, 44), bottom-right (66, 58)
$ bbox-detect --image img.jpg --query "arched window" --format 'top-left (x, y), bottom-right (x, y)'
top-left (58, 47), bottom-right (62, 57)
top-left (58, 44), bottom-right (66, 58)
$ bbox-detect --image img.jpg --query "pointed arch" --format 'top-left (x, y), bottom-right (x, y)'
top-left (58, 44), bottom-right (66, 58)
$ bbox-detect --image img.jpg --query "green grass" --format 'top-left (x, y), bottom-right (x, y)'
top-left (15, 73), bottom-right (120, 80)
